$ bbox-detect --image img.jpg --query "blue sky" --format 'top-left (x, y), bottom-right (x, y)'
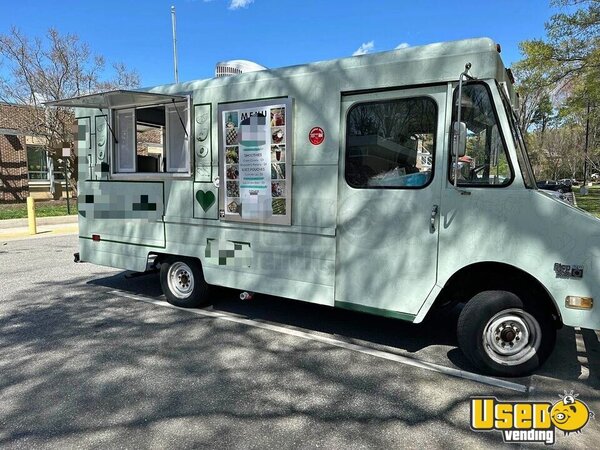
top-left (0, 0), bottom-right (568, 87)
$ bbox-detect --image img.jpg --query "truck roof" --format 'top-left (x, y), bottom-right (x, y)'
top-left (150, 37), bottom-right (510, 96)
top-left (50, 37), bottom-right (514, 111)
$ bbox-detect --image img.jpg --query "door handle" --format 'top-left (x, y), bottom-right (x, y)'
top-left (430, 204), bottom-right (439, 233)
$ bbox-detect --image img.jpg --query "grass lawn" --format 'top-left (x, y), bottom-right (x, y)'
top-left (574, 185), bottom-right (600, 218)
top-left (0, 200), bottom-right (78, 220)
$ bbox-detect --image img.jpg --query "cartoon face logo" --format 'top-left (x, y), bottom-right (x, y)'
top-left (551, 392), bottom-right (594, 434)
top-left (97, 121), bottom-right (106, 147)
top-left (196, 126), bottom-right (209, 142)
top-left (196, 111), bottom-right (209, 124)
top-left (196, 146), bottom-right (208, 159)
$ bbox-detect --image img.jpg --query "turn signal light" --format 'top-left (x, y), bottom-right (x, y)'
top-left (92, 234), bottom-right (101, 242)
top-left (565, 296), bottom-right (593, 310)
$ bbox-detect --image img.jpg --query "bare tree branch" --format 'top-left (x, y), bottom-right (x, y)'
top-left (0, 27), bottom-right (141, 193)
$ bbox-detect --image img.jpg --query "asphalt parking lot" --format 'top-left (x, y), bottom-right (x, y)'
top-left (0, 234), bottom-right (599, 448)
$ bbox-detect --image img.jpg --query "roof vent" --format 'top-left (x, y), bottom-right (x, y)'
top-left (215, 60), bottom-right (267, 78)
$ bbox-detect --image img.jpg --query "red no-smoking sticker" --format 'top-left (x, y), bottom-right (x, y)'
top-left (309, 127), bottom-right (325, 145)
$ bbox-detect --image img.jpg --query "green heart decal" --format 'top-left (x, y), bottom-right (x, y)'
top-left (196, 190), bottom-right (216, 212)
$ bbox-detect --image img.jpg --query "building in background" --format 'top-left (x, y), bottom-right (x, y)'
top-left (1, 102), bottom-right (167, 202)
top-left (0, 102), bottom-right (68, 202)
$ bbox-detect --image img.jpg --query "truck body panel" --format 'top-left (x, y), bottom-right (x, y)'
top-left (56, 37), bottom-right (598, 332)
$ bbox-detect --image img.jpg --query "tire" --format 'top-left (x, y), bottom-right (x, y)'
top-left (159, 256), bottom-right (210, 308)
top-left (457, 290), bottom-right (556, 377)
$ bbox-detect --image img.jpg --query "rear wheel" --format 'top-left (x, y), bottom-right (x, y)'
top-left (159, 256), bottom-right (210, 308)
top-left (457, 290), bottom-right (555, 377)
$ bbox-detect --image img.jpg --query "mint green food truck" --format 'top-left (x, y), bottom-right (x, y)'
top-left (49, 38), bottom-right (599, 377)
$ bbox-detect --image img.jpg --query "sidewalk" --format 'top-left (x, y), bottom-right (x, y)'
top-left (0, 215), bottom-right (78, 241)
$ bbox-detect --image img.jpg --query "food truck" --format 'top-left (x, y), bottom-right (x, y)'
top-left (49, 38), bottom-right (600, 377)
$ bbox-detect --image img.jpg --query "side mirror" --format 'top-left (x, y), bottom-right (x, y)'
top-left (452, 122), bottom-right (467, 157)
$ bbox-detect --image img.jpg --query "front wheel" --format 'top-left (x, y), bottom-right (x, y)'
top-left (457, 290), bottom-right (556, 377)
top-left (159, 256), bottom-right (210, 308)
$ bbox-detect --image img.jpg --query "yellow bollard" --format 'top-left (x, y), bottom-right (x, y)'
top-left (27, 196), bottom-right (37, 235)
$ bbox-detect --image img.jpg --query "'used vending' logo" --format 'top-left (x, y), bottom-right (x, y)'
top-left (470, 391), bottom-right (594, 445)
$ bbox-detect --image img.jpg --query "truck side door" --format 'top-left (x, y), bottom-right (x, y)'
top-left (335, 85), bottom-right (447, 319)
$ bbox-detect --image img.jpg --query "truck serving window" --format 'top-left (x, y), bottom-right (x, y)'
top-left (345, 97), bottom-right (437, 189)
top-left (113, 102), bottom-right (189, 174)
top-left (449, 83), bottom-right (514, 187)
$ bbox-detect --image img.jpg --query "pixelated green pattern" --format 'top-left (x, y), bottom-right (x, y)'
top-left (205, 239), bottom-right (252, 267)
top-left (78, 191), bottom-right (162, 221)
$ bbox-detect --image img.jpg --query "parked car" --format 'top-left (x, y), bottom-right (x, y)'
top-left (558, 178), bottom-right (572, 187)
top-left (539, 188), bottom-right (575, 205)
top-left (536, 179), bottom-right (572, 193)
top-left (558, 178), bottom-right (580, 187)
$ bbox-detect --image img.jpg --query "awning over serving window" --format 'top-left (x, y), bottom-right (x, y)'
top-left (44, 90), bottom-right (187, 109)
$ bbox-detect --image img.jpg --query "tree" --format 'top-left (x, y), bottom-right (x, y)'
top-left (518, 0), bottom-right (599, 84)
top-left (514, 0), bottom-right (599, 180)
top-left (542, 125), bottom-right (586, 179)
top-left (0, 27), bottom-right (140, 193)
top-left (512, 63), bottom-right (555, 135)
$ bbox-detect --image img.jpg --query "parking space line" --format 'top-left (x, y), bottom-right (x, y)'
top-left (575, 327), bottom-right (590, 381)
top-left (108, 289), bottom-right (530, 393)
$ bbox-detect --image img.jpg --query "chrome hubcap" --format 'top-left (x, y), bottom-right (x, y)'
top-left (483, 308), bottom-right (541, 366)
top-left (167, 262), bottom-right (195, 299)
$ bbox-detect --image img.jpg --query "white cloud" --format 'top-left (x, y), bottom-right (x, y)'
top-left (395, 42), bottom-right (410, 49)
top-left (229, 0), bottom-right (254, 9)
top-left (353, 41), bottom-right (375, 56)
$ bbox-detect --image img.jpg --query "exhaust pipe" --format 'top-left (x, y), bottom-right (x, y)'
top-left (240, 291), bottom-right (254, 301)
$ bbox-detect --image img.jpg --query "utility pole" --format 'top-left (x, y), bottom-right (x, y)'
top-left (171, 5), bottom-right (179, 84)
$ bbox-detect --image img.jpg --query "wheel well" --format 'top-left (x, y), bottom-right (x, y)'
top-left (148, 252), bottom-right (202, 269)
top-left (433, 262), bottom-right (562, 327)
top-left (149, 252), bottom-right (164, 264)
top-left (148, 252), bottom-right (174, 269)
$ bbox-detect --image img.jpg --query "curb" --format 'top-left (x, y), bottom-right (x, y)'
top-left (0, 223), bottom-right (79, 241)
top-left (0, 214), bottom-right (78, 230)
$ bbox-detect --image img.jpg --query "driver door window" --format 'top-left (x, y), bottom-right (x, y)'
top-left (450, 83), bottom-right (513, 186)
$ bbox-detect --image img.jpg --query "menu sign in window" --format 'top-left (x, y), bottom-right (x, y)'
top-left (219, 98), bottom-right (292, 225)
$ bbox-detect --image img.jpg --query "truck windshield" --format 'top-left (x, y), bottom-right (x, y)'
top-left (497, 82), bottom-right (537, 188)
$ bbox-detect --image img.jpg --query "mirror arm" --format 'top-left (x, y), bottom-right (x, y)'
top-left (454, 62), bottom-right (474, 193)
